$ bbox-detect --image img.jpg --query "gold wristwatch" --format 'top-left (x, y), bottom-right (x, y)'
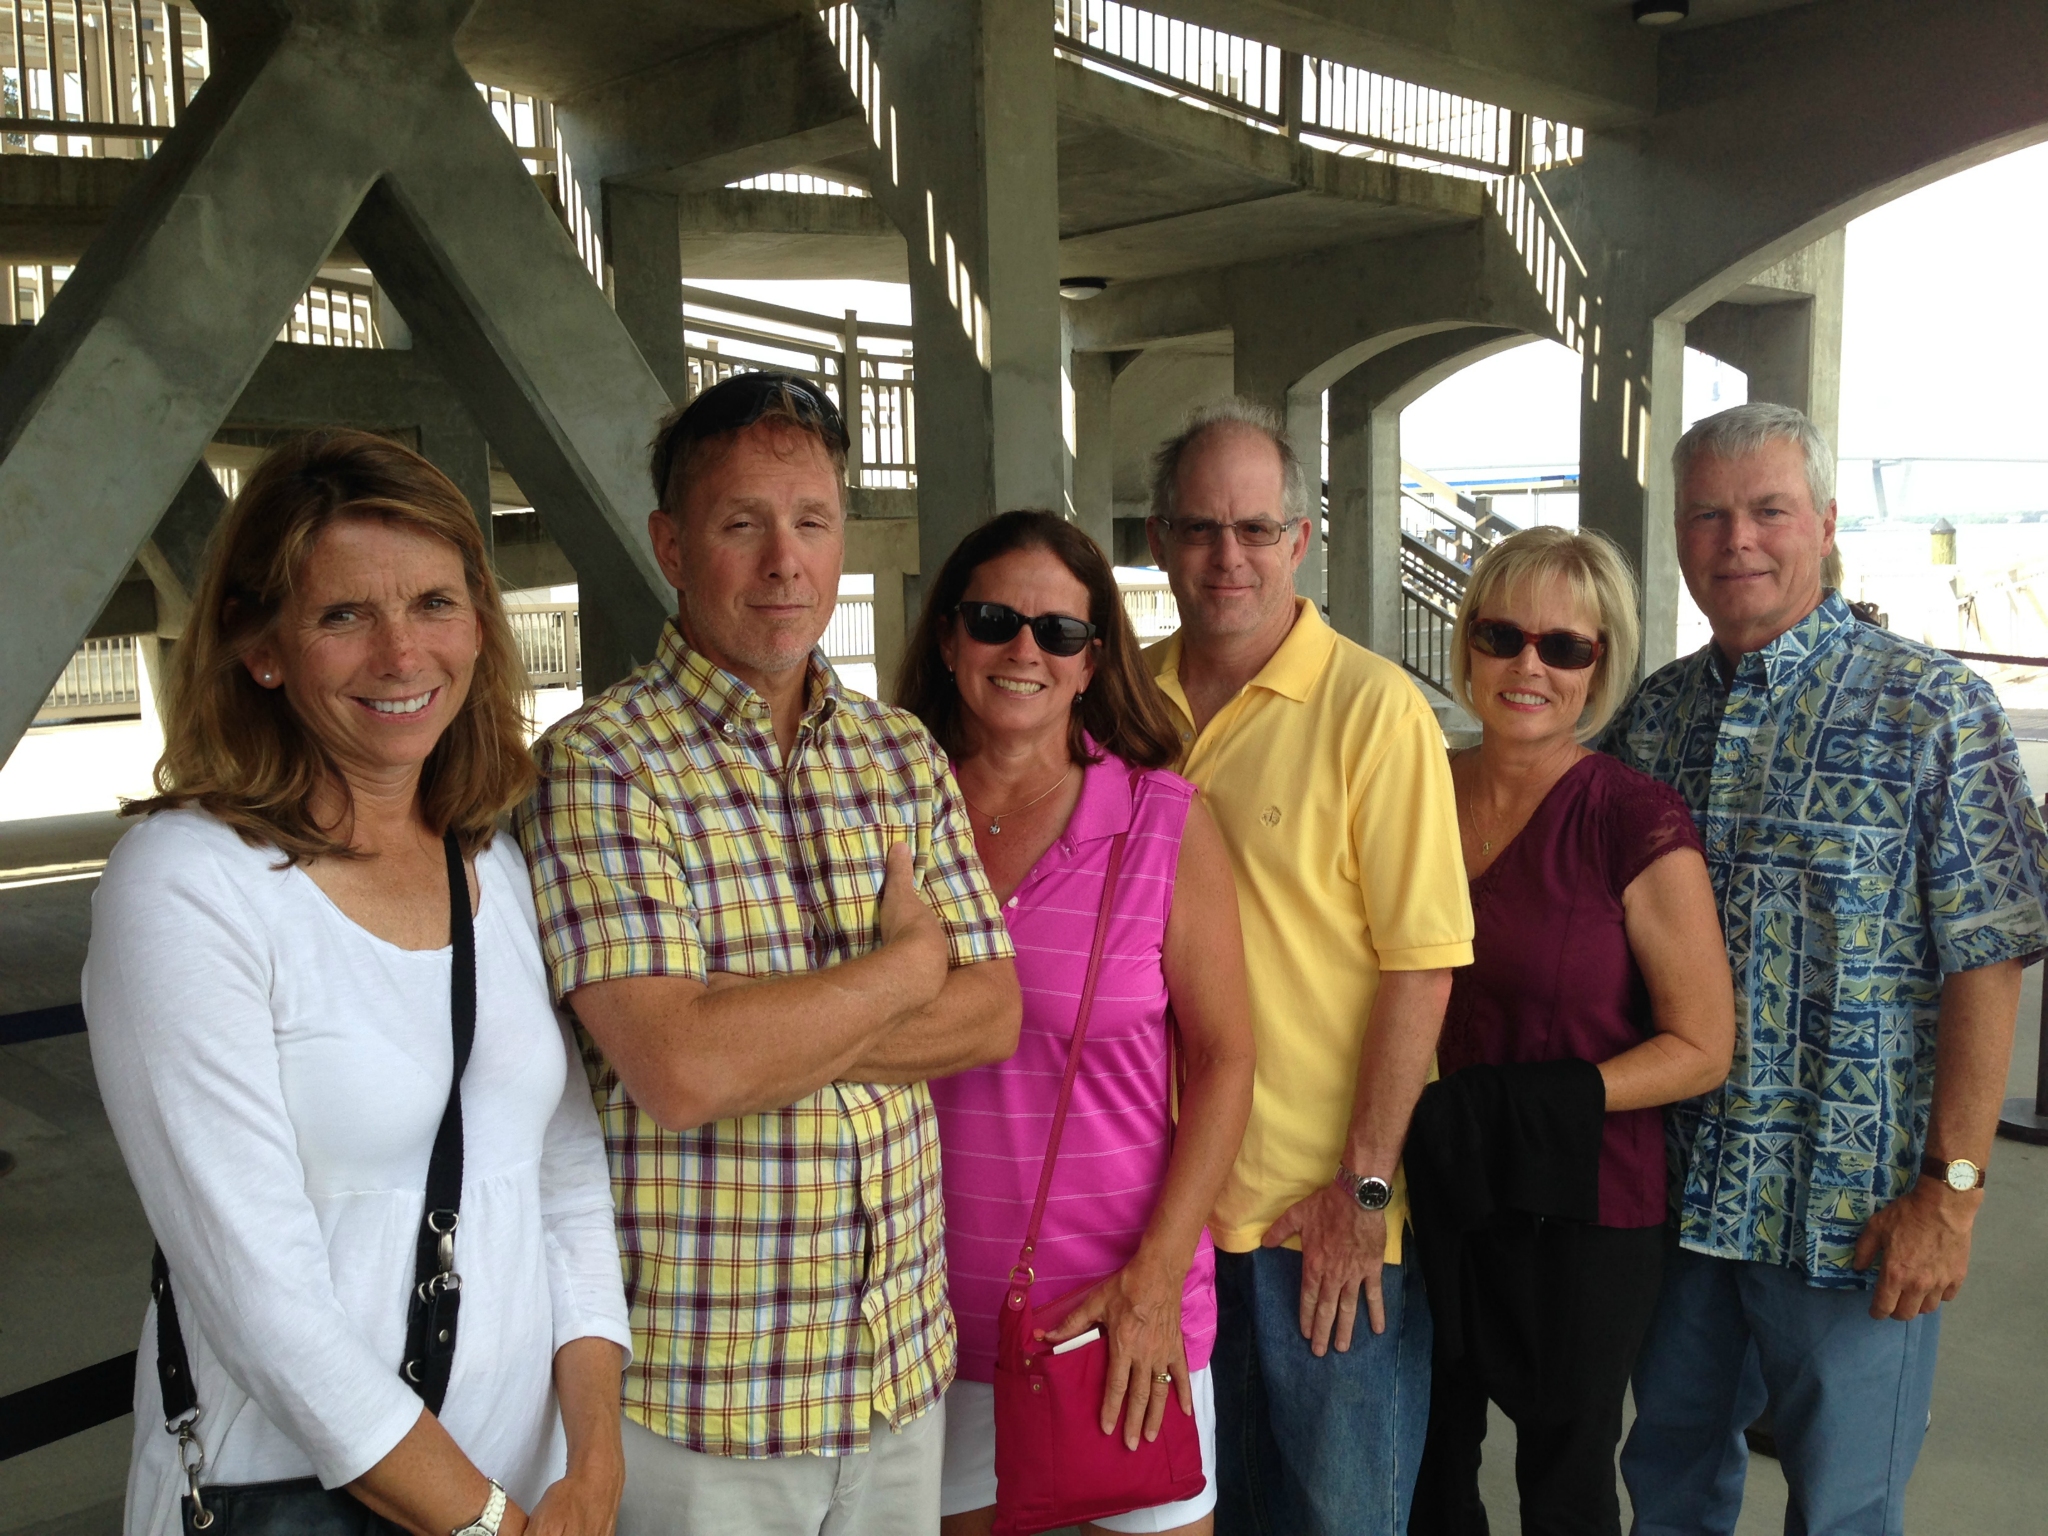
top-left (1921, 1154), bottom-right (1986, 1193)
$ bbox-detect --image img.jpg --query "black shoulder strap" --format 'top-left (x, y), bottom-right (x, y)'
top-left (400, 831), bottom-right (477, 1414)
top-left (153, 830), bottom-right (478, 1434)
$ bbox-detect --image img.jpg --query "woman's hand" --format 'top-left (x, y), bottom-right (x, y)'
top-left (523, 1454), bottom-right (624, 1536)
top-left (1039, 1254), bottom-right (1192, 1450)
top-left (526, 1337), bottom-right (626, 1536)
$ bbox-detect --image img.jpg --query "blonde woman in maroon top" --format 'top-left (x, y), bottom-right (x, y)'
top-left (1408, 526), bottom-right (1735, 1536)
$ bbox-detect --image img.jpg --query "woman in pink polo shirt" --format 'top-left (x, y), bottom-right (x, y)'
top-left (900, 510), bottom-right (1255, 1536)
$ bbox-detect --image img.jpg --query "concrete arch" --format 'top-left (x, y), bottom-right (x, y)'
top-left (1324, 326), bottom-right (1535, 656)
top-left (1549, 0), bottom-right (2048, 668)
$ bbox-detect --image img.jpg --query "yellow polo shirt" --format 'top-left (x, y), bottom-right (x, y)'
top-left (1150, 600), bottom-right (1473, 1260)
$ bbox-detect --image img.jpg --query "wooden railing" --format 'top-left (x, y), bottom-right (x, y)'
top-left (680, 284), bottom-right (917, 489)
top-left (1048, 0), bottom-right (1582, 180)
top-left (37, 634), bottom-right (138, 721)
top-left (279, 276), bottom-right (378, 348)
top-left (0, 1), bottom-right (206, 148)
top-left (507, 602), bottom-right (580, 690)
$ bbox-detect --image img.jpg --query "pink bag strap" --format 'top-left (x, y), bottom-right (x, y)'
top-left (1008, 825), bottom-right (1131, 1293)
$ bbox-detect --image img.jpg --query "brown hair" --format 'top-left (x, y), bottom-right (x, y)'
top-left (649, 371), bottom-right (849, 518)
top-left (127, 430), bottom-right (534, 861)
top-left (896, 510), bottom-right (1183, 770)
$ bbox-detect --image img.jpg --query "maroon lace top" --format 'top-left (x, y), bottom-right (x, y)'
top-left (1438, 751), bottom-right (1704, 1228)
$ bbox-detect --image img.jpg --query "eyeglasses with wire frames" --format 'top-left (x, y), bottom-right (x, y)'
top-left (1465, 618), bottom-right (1604, 671)
top-left (954, 601), bottom-right (1098, 658)
top-left (1149, 515), bottom-right (1298, 548)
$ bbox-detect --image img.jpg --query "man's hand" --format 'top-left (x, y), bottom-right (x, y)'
top-left (1852, 1179), bottom-right (1981, 1321)
top-left (1262, 1180), bottom-right (1386, 1355)
top-left (524, 1463), bottom-right (618, 1536)
top-left (877, 840), bottom-right (948, 1006)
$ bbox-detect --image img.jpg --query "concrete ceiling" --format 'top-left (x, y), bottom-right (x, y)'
top-left (1599, 0), bottom-right (1824, 29)
top-left (456, 0), bottom-right (811, 103)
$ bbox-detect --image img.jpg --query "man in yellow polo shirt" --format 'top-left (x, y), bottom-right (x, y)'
top-left (1144, 399), bottom-right (1473, 1536)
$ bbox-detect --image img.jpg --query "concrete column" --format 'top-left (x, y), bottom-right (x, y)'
top-left (863, 0), bottom-right (1066, 578)
top-left (0, 0), bottom-right (675, 757)
top-left (1069, 347), bottom-right (1115, 554)
top-left (1284, 386), bottom-right (1324, 608)
top-left (1578, 306), bottom-right (1686, 672)
top-left (606, 185), bottom-right (689, 404)
top-left (1686, 229), bottom-right (1845, 449)
top-left (845, 514), bottom-right (920, 700)
top-left (1326, 328), bottom-right (1526, 659)
top-left (415, 409), bottom-right (494, 547)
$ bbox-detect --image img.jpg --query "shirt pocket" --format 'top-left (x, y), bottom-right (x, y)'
top-left (815, 820), bottom-right (916, 959)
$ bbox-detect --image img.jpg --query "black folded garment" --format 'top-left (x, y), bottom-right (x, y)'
top-left (1405, 1058), bottom-right (1606, 1424)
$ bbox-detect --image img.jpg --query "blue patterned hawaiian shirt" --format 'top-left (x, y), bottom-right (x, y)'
top-left (1605, 592), bottom-right (2048, 1286)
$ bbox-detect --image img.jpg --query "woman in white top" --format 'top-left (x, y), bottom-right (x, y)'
top-left (85, 431), bottom-right (631, 1536)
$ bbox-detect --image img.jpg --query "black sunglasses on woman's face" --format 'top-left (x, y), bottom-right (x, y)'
top-left (1466, 618), bottom-right (1604, 670)
top-left (955, 601), bottom-right (1098, 657)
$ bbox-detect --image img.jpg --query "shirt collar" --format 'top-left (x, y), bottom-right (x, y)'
top-left (1063, 744), bottom-right (1135, 845)
top-left (1154, 596), bottom-right (1335, 707)
top-left (653, 619), bottom-right (842, 735)
top-left (1713, 590), bottom-right (1855, 697)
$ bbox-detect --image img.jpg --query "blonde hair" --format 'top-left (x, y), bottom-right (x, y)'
top-left (1450, 525), bottom-right (1640, 743)
top-left (127, 430), bottom-right (534, 862)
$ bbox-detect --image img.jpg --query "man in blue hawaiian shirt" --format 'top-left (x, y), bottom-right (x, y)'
top-left (1607, 402), bottom-right (2048, 1535)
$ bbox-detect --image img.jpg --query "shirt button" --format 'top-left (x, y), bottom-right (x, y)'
top-left (1181, 731), bottom-right (1192, 741)
top-left (1006, 897), bottom-right (1018, 908)
top-left (722, 721), bottom-right (736, 735)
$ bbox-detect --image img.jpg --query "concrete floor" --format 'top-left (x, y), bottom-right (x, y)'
top-left (3, 815), bottom-right (2046, 1535)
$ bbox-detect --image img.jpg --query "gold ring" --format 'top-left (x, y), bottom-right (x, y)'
top-left (1155, 1372), bottom-right (1174, 1384)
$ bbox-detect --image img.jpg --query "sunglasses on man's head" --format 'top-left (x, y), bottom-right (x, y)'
top-left (654, 371), bottom-right (848, 499)
top-left (955, 601), bottom-right (1098, 657)
top-left (1466, 618), bottom-right (1604, 670)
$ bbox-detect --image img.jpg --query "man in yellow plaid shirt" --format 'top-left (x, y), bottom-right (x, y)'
top-left (517, 372), bottom-right (1020, 1535)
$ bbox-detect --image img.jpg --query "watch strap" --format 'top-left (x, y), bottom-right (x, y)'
top-left (451, 1479), bottom-right (507, 1536)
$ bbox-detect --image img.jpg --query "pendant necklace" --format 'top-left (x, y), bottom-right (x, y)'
top-left (962, 765), bottom-right (1073, 835)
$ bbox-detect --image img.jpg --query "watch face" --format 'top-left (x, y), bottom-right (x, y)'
top-left (1946, 1159), bottom-right (1980, 1192)
top-left (1354, 1176), bottom-right (1392, 1211)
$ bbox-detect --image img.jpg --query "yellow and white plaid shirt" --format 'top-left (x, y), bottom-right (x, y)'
top-left (516, 622), bottom-right (1012, 1457)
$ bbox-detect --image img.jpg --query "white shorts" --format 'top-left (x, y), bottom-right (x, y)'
top-left (938, 1366), bottom-right (1218, 1533)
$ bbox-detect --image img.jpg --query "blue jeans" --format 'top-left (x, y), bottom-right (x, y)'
top-left (1620, 1242), bottom-right (1941, 1536)
top-left (1212, 1247), bottom-right (1432, 1536)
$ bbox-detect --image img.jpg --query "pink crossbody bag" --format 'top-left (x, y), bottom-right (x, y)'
top-left (991, 823), bottom-right (1206, 1536)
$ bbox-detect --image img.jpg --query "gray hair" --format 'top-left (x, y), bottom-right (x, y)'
top-left (1672, 401), bottom-right (1835, 518)
top-left (1148, 396), bottom-right (1314, 527)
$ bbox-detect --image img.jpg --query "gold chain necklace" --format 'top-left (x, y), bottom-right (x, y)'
top-left (962, 765), bottom-right (1073, 835)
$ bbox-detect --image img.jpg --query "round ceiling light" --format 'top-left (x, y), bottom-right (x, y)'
top-left (1632, 0), bottom-right (1690, 22)
top-left (1059, 277), bottom-right (1109, 300)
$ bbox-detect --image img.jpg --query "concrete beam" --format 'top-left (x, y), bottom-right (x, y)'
top-left (1054, 58), bottom-right (1483, 284)
top-left (676, 188), bottom-right (906, 282)
top-left (456, 0), bottom-right (810, 106)
top-left (556, 14), bottom-right (870, 199)
top-left (0, 0), bottom-right (674, 756)
top-left (1150, 0), bottom-right (1658, 130)
top-left (607, 185), bottom-right (689, 403)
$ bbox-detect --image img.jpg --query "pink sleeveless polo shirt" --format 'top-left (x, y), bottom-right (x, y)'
top-left (931, 751), bottom-right (1217, 1384)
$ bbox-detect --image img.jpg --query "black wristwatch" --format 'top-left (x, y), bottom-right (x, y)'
top-left (1337, 1164), bottom-right (1393, 1211)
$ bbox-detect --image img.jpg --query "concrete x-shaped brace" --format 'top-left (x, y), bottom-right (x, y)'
top-left (0, 0), bottom-right (676, 758)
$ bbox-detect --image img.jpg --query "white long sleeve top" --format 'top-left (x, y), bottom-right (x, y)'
top-left (83, 809), bottom-right (631, 1536)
